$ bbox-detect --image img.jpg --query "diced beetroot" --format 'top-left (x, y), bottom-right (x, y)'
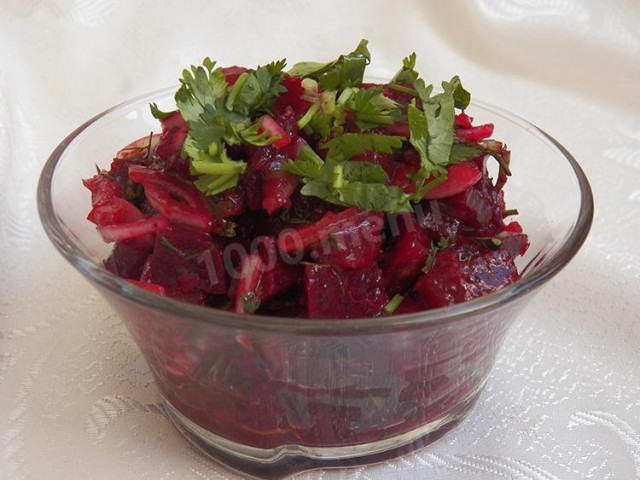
top-left (257, 115), bottom-right (291, 149)
top-left (310, 212), bottom-right (384, 270)
top-left (284, 137), bottom-right (309, 161)
top-left (262, 171), bottom-right (299, 214)
top-left (350, 149), bottom-right (397, 177)
top-left (504, 220), bottom-right (523, 233)
top-left (128, 166), bottom-right (219, 232)
top-left (455, 123), bottom-right (494, 142)
top-left (393, 295), bottom-right (424, 314)
top-left (377, 121), bottom-right (410, 138)
top-left (128, 166), bottom-right (206, 209)
top-left (423, 162), bottom-right (482, 200)
top-left (278, 207), bottom-right (379, 253)
top-left (98, 216), bottom-right (169, 243)
top-left (455, 112), bottom-right (473, 128)
top-left (143, 182), bottom-right (217, 232)
top-left (415, 201), bottom-right (461, 240)
top-left (497, 229), bottom-right (530, 258)
top-left (87, 198), bottom-right (144, 226)
top-left (144, 183), bottom-right (216, 232)
top-left (234, 253), bottom-right (264, 313)
top-left (440, 175), bottom-right (505, 234)
top-left (126, 279), bottom-right (166, 295)
top-left (233, 238), bottom-right (300, 313)
top-left (83, 173), bottom-right (122, 206)
top-left (390, 163), bottom-right (418, 194)
top-left (400, 149), bottom-right (422, 168)
top-left (413, 243), bottom-right (518, 308)
top-left (209, 187), bottom-right (246, 218)
top-left (116, 134), bottom-right (161, 160)
top-left (289, 191), bottom-right (329, 223)
top-left (260, 262), bottom-right (300, 301)
top-left (140, 224), bottom-right (226, 304)
top-left (242, 145), bottom-right (296, 213)
top-left (154, 111), bottom-right (188, 163)
top-left (108, 157), bottom-right (133, 187)
top-left (104, 240), bottom-right (152, 279)
top-left (272, 76), bottom-right (312, 117)
top-left (221, 66), bottom-right (249, 86)
top-left (381, 84), bottom-right (416, 106)
top-left (381, 217), bottom-right (431, 295)
top-left (237, 170), bottom-right (264, 211)
top-left (305, 263), bottom-right (388, 318)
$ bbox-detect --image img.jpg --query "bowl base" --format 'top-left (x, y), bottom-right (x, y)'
top-left (162, 385), bottom-right (484, 479)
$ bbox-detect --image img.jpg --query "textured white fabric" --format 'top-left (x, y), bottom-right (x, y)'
top-left (1, 1), bottom-right (639, 478)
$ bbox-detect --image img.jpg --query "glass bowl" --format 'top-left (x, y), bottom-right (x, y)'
top-left (37, 86), bottom-right (593, 479)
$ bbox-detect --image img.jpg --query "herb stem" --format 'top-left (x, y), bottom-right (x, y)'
top-left (415, 173), bottom-right (448, 200)
top-left (191, 160), bottom-right (247, 176)
top-left (356, 113), bottom-right (394, 125)
top-left (296, 104), bottom-right (319, 129)
top-left (388, 83), bottom-right (419, 97)
top-left (383, 294), bottom-right (405, 314)
top-left (332, 164), bottom-right (344, 188)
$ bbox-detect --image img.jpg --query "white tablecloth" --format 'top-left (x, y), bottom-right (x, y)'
top-left (1, 1), bottom-right (639, 478)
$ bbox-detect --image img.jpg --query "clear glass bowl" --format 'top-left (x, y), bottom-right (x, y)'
top-left (37, 86), bottom-right (593, 479)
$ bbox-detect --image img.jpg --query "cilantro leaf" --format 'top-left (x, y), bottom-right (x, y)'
top-left (288, 39), bottom-right (371, 90)
top-left (335, 182), bottom-right (411, 212)
top-left (407, 102), bottom-right (432, 171)
top-left (226, 60), bottom-right (287, 115)
top-left (288, 136), bottom-right (410, 213)
top-left (342, 161), bottom-right (388, 183)
top-left (172, 58), bottom-right (288, 196)
top-left (345, 87), bottom-right (402, 130)
top-left (448, 143), bottom-right (482, 164)
top-left (175, 58), bottom-right (228, 123)
top-left (150, 103), bottom-right (173, 119)
top-left (413, 78), bottom-right (433, 104)
top-left (300, 177), bottom-right (411, 213)
top-left (322, 133), bottom-right (403, 159)
top-left (409, 77), bottom-right (458, 172)
top-left (407, 77), bottom-right (464, 199)
top-left (282, 145), bottom-right (324, 178)
top-left (390, 52), bottom-right (419, 85)
top-left (450, 75), bottom-right (471, 110)
top-left (424, 79), bottom-right (457, 165)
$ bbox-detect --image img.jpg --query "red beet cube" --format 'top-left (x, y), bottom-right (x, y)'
top-left (305, 263), bottom-right (388, 318)
top-left (414, 243), bottom-right (518, 308)
top-left (140, 224), bottom-right (226, 304)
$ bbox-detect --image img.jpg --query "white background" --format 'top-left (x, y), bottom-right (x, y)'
top-left (1, 1), bottom-right (639, 478)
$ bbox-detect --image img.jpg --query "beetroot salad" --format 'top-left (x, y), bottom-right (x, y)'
top-left (84, 40), bottom-right (529, 318)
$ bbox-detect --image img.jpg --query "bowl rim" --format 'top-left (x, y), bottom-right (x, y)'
top-left (37, 86), bottom-right (594, 333)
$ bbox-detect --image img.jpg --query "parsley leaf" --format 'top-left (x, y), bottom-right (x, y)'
top-left (288, 39), bottom-right (371, 90)
top-left (282, 145), bottom-right (324, 178)
top-left (422, 78), bottom-right (457, 167)
top-left (170, 58), bottom-right (287, 196)
top-left (286, 133), bottom-right (411, 212)
top-left (335, 182), bottom-right (411, 212)
top-left (322, 133), bottom-right (404, 159)
top-left (175, 58), bottom-right (228, 123)
top-left (407, 77), bottom-right (470, 199)
top-left (150, 103), bottom-right (173, 119)
top-left (226, 60), bottom-right (287, 115)
top-left (344, 87), bottom-right (402, 130)
top-left (450, 75), bottom-right (471, 110)
top-left (390, 52), bottom-right (419, 85)
top-left (448, 143), bottom-right (482, 163)
top-left (341, 161), bottom-right (388, 183)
